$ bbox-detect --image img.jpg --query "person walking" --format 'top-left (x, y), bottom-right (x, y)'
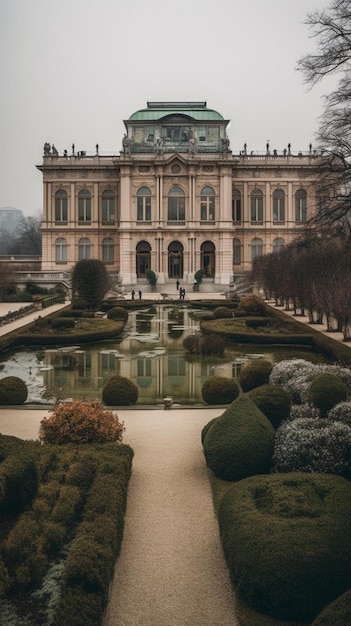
top-left (176, 279), bottom-right (180, 291)
top-left (131, 290), bottom-right (135, 300)
top-left (139, 290), bottom-right (142, 300)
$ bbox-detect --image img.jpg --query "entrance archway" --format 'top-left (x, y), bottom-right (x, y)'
top-left (168, 241), bottom-right (183, 278)
top-left (200, 241), bottom-right (215, 277)
top-left (136, 241), bottom-right (151, 277)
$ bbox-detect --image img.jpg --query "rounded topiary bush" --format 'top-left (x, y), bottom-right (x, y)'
top-left (0, 377), bottom-right (28, 405)
top-left (218, 472), bottom-right (351, 622)
top-left (273, 417), bottom-right (351, 478)
top-left (201, 376), bottom-right (240, 405)
top-left (203, 394), bottom-right (275, 481)
top-left (237, 294), bottom-right (266, 316)
top-left (247, 384), bottom-right (291, 429)
top-left (239, 359), bottom-right (273, 392)
top-left (102, 375), bottom-right (138, 406)
top-left (311, 589), bottom-right (351, 626)
top-left (183, 334), bottom-right (202, 354)
top-left (200, 334), bottom-right (225, 356)
top-left (107, 306), bottom-right (128, 323)
top-left (212, 306), bottom-right (233, 319)
top-left (39, 400), bottom-right (124, 444)
top-left (307, 373), bottom-right (348, 417)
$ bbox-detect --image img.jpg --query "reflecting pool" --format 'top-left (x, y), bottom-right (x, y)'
top-left (0, 305), bottom-right (331, 405)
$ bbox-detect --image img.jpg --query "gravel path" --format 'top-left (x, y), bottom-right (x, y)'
top-left (104, 408), bottom-right (238, 626)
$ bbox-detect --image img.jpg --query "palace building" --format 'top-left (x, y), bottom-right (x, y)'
top-left (38, 101), bottom-right (320, 289)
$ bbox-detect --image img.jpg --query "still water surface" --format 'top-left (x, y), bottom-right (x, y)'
top-left (0, 305), bottom-right (330, 405)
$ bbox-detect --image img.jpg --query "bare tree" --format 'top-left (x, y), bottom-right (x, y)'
top-left (0, 263), bottom-right (16, 300)
top-left (14, 214), bottom-right (42, 255)
top-left (298, 0), bottom-right (351, 230)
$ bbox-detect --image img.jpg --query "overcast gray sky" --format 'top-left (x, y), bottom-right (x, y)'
top-left (0, 0), bottom-right (333, 215)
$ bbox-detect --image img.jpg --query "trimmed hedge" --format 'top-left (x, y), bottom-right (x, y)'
top-left (102, 375), bottom-right (138, 406)
top-left (218, 472), bottom-right (351, 622)
top-left (201, 376), bottom-right (240, 405)
top-left (247, 384), bottom-right (291, 429)
top-left (0, 376), bottom-right (28, 405)
top-left (107, 306), bottom-right (128, 323)
top-left (239, 360), bottom-right (273, 392)
top-left (0, 437), bottom-right (134, 625)
top-left (308, 372), bottom-right (348, 417)
top-left (0, 453), bottom-right (38, 514)
top-left (311, 589), bottom-right (351, 626)
top-left (202, 394), bottom-right (275, 481)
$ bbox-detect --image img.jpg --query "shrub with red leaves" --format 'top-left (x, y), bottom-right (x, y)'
top-left (39, 400), bottom-right (124, 444)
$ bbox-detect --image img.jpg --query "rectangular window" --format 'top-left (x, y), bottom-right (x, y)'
top-left (232, 198), bottom-right (241, 222)
top-left (137, 197), bottom-right (151, 221)
top-left (78, 199), bottom-right (91, 222)
top-left (199, 127), bottom-right (207, 141)
top-left (102, 198), bottom-right (115, 223)
top-left (273, 201), bottom-right (285, 222)
top-left (55, 198), bottom-right (67, 222)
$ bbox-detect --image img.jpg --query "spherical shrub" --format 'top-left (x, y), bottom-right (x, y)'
top-left (183, 334), bottom-right (202, 354)
top-left (237, 294), bottom-right (266, 316)
top-left (218, 472), bottom-right (351, 622)
top-left (39, 400), bottom-right (124, 444)
top-left (201, 376), bottom-right (240, 405)
top-left (311, 589), bottom-right (351, 626)
top-left (201, 334), bottom-right (225, 356)
top-left (107, 306), bottom-right (128, 323)
top-left (0, 376), bottom-right (28, 405)
top-left (239, 359), bottom-right (273, 392)
top-left (307, 373), bottom-right (348, 417)
top-left (273, 417), bottom-right (351, 478)
top-left (102, 375), bottom-right (138, 406)
top-left (203, 394), bottom-right (275, 481)
top-left (247, 384), bottom-right (291, 429)
top-left (212, 306), bottom-right (233, 319)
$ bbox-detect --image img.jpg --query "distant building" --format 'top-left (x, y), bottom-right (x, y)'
top-left (0, 207), bottom-right (23, 237)
top-left (37, 101), bottom-right (321, 287)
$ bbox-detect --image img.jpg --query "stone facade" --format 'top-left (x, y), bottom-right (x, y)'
top-left (38, 102), bottom-right (320, 287)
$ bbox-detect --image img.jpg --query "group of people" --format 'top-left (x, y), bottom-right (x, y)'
top-left (131, 290), bottom-right (142, 300)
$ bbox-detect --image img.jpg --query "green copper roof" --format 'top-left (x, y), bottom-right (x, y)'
top-left (128, 102), bottom-right (225, 122)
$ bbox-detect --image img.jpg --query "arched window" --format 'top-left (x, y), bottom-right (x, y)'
top-left (102, 237), bottom-right (114, 263)
top-left (200, 241), bottom-right (215, 277)
top-left (102, 190), bottom-right (115, 223)
top-left (273, 237), bottom-right (285, 254)
top-left (295, 189), bottom-right (307, 222)
top-left (55, 190), bottom-right (68, 222)
top-left (273, 189), bottom-right (285, 222)
top-left (168, 241), bottom-right (183, 278)
top-left (78, 189), bottom-right (91, 222)
top-left (233, 238), bottom-right (241, 265)
top-left (232, 189), bottom-right (241, 222)
top-left (250, 189), bottom-right (263, 222)
top-left (55, 238), bottom-right (67, 263)
top-left (251, 237), bottom-right (263, 261)
top-left (200, 186), bottom-right (215, 221)
top-left (137, 187), bottom-right (151, 221)
top-left (78, 237), bottom-right (91, 260)
top-left (136, 241), bottom-right (151, 277)
top-left (168, 187), bottom-right (185, 222)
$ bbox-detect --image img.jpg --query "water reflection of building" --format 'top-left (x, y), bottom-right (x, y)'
top-left (41, 306), bottom-right (272, 404)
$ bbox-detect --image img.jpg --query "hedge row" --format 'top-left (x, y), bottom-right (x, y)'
top-left (0, 437), bottom-right (134, 626)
